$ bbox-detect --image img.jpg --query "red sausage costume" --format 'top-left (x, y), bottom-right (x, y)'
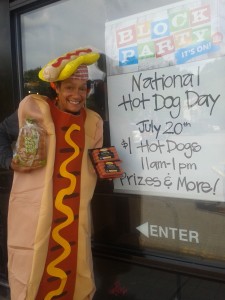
top-left (7, 49), bottom-right (103, 300)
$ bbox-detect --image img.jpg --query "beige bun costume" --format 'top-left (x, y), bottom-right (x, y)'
top-left (7, 48), bottom-right (103, 300)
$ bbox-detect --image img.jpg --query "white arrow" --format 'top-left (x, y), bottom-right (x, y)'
top-left (136, 222), bottom-right (149, 237)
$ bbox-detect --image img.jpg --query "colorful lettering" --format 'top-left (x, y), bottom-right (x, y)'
top-left (151, 19), bottom-right (170, 39)
top-left (190, 5), bottom-right (210, 27)
top-left (114, 3), bottom-right (219, 67)
top-left (119, 46), bottom-right (138, 66)
top-left (192, 25), bottom-right (211, 43)
top-left (155, 36), bottom-right (175, 57)
top-left (174, 29), bottom-right (192, 49)
top-left (138, 42), bottom-right (155, 59)
top-left (116, 25), bottom-right (136, 47)
top-left (137, 22), bottom-right (151, 39)
top-left (169, 9), bottom-right (189, 32)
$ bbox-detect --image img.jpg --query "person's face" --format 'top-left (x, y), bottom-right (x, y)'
top-left (55, 78), bottom-right (88, 114)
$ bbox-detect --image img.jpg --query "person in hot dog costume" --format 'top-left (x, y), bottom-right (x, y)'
top-left (0, 48), bottom-right (103, 300)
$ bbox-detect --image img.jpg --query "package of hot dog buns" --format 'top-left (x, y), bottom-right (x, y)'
top-left (89, 146), bottom-right (124, 179)
top-left (12, 118), bottom-right (47, 168)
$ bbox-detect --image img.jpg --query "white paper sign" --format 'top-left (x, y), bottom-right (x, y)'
top-left (106, 0), bottom-right (225, 201)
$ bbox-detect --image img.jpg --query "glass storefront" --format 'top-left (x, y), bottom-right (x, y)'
top-left (1, 0), bottom-right (225, 297)
top-left (18, 0), bottom-right (225, 270)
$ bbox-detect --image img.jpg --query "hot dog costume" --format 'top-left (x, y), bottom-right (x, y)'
top-left (7, 48), bottom-right (103, 300)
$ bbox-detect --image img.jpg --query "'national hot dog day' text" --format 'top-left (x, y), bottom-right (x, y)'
top-left (108, 63), bottom-right (223, 199)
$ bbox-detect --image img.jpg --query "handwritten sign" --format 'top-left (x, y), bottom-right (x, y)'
top-left (107, 57), bottom-right (225, 201)
top-left (105, 0), bottom-right (225, 201)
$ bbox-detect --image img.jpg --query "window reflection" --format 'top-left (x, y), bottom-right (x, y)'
top-left (19, 0), bottom-right (225, 267)
top-left (20, 0), bottom-right (108, 117)
top-left (20, 0), bottom-right (180, 94)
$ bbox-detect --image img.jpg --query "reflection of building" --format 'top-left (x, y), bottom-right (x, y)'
top-left (24, 81), bottom-right (40, 94)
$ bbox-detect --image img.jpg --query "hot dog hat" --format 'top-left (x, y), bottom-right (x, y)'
top-left (38, 47), bottom-right (100, 82)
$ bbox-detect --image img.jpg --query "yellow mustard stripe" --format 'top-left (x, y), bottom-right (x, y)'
top-left (44, 124), bottom-right (80, 300)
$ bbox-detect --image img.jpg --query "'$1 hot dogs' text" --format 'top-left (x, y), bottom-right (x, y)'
top-left (136, 139), bottom-right (201, 159)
